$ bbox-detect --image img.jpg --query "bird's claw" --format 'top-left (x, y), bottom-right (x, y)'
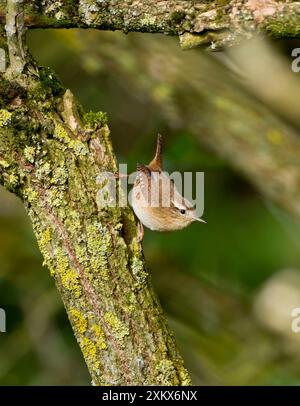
top-left (137, 221), bottom-right (144, 242)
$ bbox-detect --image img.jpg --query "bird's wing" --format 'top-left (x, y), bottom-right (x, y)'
top-left (135, 164), bottom-right (152, 203)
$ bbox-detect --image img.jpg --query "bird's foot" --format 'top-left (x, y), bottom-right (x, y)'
top-left (137, 221), bottom-right (144, 242)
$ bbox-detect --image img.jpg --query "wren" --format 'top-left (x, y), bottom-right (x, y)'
top-left (131, 134), bottom-right (206, 241)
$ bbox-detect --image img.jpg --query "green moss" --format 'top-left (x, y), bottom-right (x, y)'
top-left (63, 0), bottom-right (80, 19)
top-left (10, 110), bottom-right (38, 137)
top-left (170, 10), bottom-right (186, 27)
top-left (179, 33), bottom-right (206, 50)
top-left (38, 66), bottom-right (64, 97)
top-left (216, 0), bottom-right (230, 6)
top-left (179, 30), bottom-right (228, 50)
top-left (214, 5), bottom-right (230, 25)
top-left (265, 15), bottom-right (300, 38)
top-left (0, 77), bottom-right (27, 109)
top-left (104, 312), bottom-right (129, 345)
top-left (0, 26), bottom-right (7, 51)
top-left (0, 109), bottom-right (12, 127)
top-left (83, 110), bottom-right (108, 129)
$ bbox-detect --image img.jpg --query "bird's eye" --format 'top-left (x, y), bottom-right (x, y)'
top-left (180, 209), bottom-right (186, 215)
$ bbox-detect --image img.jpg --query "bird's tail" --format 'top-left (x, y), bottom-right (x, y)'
top-left (148, 134), bottom-right (163, 171)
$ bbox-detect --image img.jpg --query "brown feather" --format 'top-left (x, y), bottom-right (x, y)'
top-left (148, 133), bottom-right (163, 171)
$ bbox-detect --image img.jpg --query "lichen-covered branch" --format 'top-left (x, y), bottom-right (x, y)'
top-left (0, 1), bottom-right (190, 386)
top-left (1, 0), bottom-right (300, 49)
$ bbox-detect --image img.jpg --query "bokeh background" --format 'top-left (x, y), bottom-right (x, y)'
top-left (1, 29), bottom-right (300, 385)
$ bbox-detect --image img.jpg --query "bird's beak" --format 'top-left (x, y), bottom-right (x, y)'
top-left (194, 217), bottom-right (206, 224)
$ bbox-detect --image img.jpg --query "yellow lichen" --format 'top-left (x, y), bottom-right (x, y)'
top-left (65, 210), bottom-right (82, 236)
top-left (123, 304), bottom-right (135, 314)
top-left (8, 173), bottom-right (19, 187)
top-left (155, 359), bottom-right (178, 385)
top-left (56, 248), bottom-right (82, 298)
top-left (60, 268), bottom-right (82, 298)
top-left (48, 188), bottom-right (66, 208)
top-left (36, 162), bottom-right (51, 180)
top-left (179, 33), bottom-right (205, 50)
top-left (54, 122), bottom-right (89, 156)
top-left (75, 244), bottom-right (87, 265)
top-left (54, 122), bottom-right (69, 142)
top-left (39, 228), bottom-right (52, 251)
top-left (0, 159), bottom-right (10, 168)
top-left (51, 166), bottom-right (68, 185)
top-left (70, 308), bottom-right (88, 335)
top-left (92, 323), bottom-right (107, 350)
top-left (81, 337), bottom-right (100, 372)
top-left (131, 256), bottom-right (148, 285)
top-left (69, 139), bottom-right (89, 156)
top-left (177, 365), bottom-right (192, 386)
top-left (104, 312), bottom-right (129, 345)
top-left (0, 109), bottom-right (12, 127)
top-left (24, 187), bottom-right (38, 203)
top-left (37, 228), bottom-right (54, 274)
top-left (86, 223), bottom-right (110, 279)
top-left (267, 129), bottom-right (283, 145)
top-left (141, 15), bottom-right (157, 26)
top-left (24, 146), bottom-right (36, 163)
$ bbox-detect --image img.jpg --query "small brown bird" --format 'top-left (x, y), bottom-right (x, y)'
top-left (131, 134), bottom-right (206, 240)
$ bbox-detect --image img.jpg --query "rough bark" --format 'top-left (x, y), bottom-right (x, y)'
top-left (1, 0), bottom-right (300, 50)
top-left (0, 1), bottom-right (190, 386)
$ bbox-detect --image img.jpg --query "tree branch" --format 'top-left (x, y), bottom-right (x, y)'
top-left (0, 1), bottom-right (190, 386)
top-left (1, 0), bottom-right (300, 49)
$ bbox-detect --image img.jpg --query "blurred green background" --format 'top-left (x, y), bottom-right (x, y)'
top-left (0, 29), bottom-right (300, 385)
